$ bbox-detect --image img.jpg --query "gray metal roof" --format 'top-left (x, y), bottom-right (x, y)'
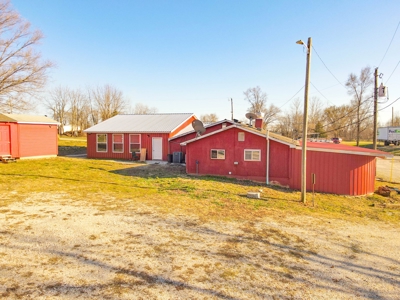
top-left (0, 113), bottom-right (59, 124)
top-left (84, 113), bottom-right (195, 133)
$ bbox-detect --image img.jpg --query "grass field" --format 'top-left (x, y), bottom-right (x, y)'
top-left (1, 157), bottom-right (399, 224)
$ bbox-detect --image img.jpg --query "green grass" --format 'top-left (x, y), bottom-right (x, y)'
top-left (58, 136), bottom-right (87, 147)
top-left (0, 157), bottom-right (399, 224)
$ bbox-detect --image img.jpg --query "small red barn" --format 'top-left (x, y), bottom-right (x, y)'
top-left (182, 122), bottom-right (391, 196)
top-left (84, 113), bottom-right (196, 161)
top-left (0, 113), bottom-right (59, 159)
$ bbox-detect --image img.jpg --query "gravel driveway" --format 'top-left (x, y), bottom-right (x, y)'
top-left (0, 192), bottom-right (399, 299)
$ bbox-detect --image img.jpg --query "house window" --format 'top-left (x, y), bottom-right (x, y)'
top-left (244, 149), bottom-right (261, 161)
top-left (211, 149), bottom-right (225, 159)
top-left (129, 134), bottom-right (141, 153)
top-left (238, 132), bottom-right (245, 141)
top-left (113, 134), bottom-right (124, 153)
top-left (97, 134), bottom-right (107, 152)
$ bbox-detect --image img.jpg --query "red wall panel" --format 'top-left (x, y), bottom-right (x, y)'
top-left (289, 150), bottom-right (376, 195)
top-left (17, 124), bottom-right (58, 157)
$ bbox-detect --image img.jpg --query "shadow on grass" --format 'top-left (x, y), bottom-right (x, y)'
top-left (110, 163), bottom-right (296, 195)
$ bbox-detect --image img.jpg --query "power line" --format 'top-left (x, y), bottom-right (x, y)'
top-left (321, 96), bottom-right (374, 130)
top-left (310, 82), bottom-right (336, 106)
top-left (321, 97), bottom-right (400, 135)
top-left (378, 96), bottom-right (400, 111)
top-left (378, 20), bottom-right (400, 67)
top-left (385, 59), bottom-right (400, 84)
top-left (277, 85), bottom-right (304, 110)
top-left (312, 45), bottom-right (347, 89)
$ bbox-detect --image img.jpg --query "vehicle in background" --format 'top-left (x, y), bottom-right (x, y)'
top-left (377, 127), bottom-right (400, 146)
top-left (331, 137), bottom-right (342, 144)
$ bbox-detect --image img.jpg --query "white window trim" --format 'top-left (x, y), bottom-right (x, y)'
top-left (129, 134), bottom-right (141, 153)
top-left (96, 134), bottom-right (107, 153)
top-left (244, 149), bottom-right (261, 161)
top-left (211, 149), bottom-right (225, 160)
top-left (112, 134), bottom-right (124, 153)
top-left (238, 132), bottom-right (245, 141)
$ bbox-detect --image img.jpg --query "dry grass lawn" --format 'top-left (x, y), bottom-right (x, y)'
top-left (0, 157), bottom-right (399, 299)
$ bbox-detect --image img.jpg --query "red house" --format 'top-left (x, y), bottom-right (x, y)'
top-left (0, 113), bottom-right (59, 159)
top-left (84, 113), bottom-right (196, 161)
top-left (181, 121), bottom-right (391, 196)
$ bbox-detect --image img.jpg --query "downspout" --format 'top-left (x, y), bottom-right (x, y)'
top-left (266, 130), bottom-right (269, 185)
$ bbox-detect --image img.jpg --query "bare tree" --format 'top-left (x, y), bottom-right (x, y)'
top-left (68, 89), bottom-right (90, 135)
top-left (324, 105), bottom-right (352, 139)
top-left (89, 84), bottom-right (127, 122)
top-left (244, 86), bottom-right (267, 114)
top-left (0, 0), bottom-right (53, 111)
top-left (308, 97), bottom-right (324, 132)
top-left (263, 104), bottom-right (281, 129)
top-left (200, 113), bottom-right (218, 123)
top-left (133, 103), bottom-right (158, 114)
top-left (289, 98), bottom-right (303, 138)
top-left (44, 86), bottom-right (70, 134)
top-left (345, 66), bottom-right (373, 146)
top-left (2, 94), bottom-right (34, 113)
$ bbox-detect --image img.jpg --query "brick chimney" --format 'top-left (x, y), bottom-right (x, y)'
top-left (255, 118), bottom-right (263, 130)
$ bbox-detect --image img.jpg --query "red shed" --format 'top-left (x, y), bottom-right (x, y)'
top-left (0, 113), bottom-right (59, 159)
top-left (84, 113), bottom-right (196, 161)
top-left (182, 123), bottom-right (391, 196)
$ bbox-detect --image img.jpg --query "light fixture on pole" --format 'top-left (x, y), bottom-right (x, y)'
top-left (297, 37), bottom-right (312, 204)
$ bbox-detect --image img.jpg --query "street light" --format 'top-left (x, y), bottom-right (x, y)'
top-left (297, 37), bottom-right (312, 204)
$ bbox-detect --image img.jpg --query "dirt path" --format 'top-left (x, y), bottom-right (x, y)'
top-left (1, 193), bottom-right (399, 299)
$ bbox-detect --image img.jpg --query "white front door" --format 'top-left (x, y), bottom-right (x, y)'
top-left (152, 137), bottom-right (163, 160)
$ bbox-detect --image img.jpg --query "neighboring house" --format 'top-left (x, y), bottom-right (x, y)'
top-left (84, 113), bottom-right (196, 161)
top-left (0, 113), bottom-right (59, 159)
top-left (181, 119), bottom-right (391, 196)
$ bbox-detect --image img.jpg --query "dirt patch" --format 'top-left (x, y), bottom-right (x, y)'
top-left (0, 192), bottom-right (399, 299)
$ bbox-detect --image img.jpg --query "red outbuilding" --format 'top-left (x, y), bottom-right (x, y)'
top-left (0, 113), bottom-right (59, 159)
top-left (84, 113), bottom-right (196, 161)
top-left (181, 121), bottom-right (391, 196)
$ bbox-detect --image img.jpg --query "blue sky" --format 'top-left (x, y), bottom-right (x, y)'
top-left (11, 0), bottom-right (400, 124)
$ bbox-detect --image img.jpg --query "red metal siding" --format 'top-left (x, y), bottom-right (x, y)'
top-left (17, 124), bottom-right (58, 157)
top-left (289, 150), bottom-right (376, 195)
top-left (186, 128), bottom-right (267, 182)
top-left (87, 132), bottom-right (170, 161)
top-left (269, 140), bottom-right (290, 179)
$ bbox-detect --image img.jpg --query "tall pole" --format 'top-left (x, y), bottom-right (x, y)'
top-left (230, 98), bottom-right (234, 120)
top-left (373, 67), bottom-right (378, 150)
top-left (301, 37), bottom-right (312, 204)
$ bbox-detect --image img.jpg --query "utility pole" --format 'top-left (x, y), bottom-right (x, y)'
top-left (297, 37), bottom-right (312, 204)
top-left (373, 68), bottom-right (378, 150)
top-left (230, 98), bottom-right (233, 120)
